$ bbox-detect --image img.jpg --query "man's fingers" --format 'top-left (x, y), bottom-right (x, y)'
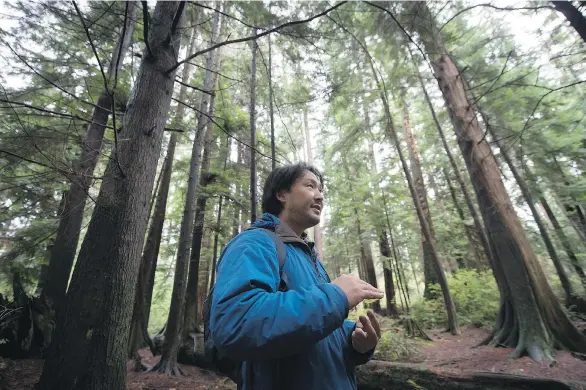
top-left (356, 320), bottom-right (364, 329)
top-left (359, 314), bottom-right (377, 339)
top-left (354, 327), bottom-right (368, 339)
top-left (361, 286), bottom-right (384, 299)
top-left (367, 310), bottom-right (382, 338)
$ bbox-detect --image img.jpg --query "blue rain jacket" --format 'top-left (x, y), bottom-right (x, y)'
top-left (210, 213), bottom-right (374, 390)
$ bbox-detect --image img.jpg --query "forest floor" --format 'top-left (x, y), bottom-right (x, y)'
top-left (2, 324), bottom-right (586, 389)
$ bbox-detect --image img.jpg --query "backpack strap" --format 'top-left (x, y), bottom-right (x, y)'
top-left (255, 228), bottom-right (289, 290)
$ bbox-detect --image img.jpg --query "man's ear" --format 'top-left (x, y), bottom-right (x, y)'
top-left (276, 190), bottom-right (287, 203)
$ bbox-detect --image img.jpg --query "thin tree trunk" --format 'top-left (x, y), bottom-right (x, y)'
top-left (127, 19), bottom-right (198, 363)
top-left (540, 197), bottom-right (586, 290)
top-left (443, 167), bottom-right (486, 270)
top-left (38, 4), bottom-right (184, 388)
top-left (232, 142), bottom-right (243, 237)
top-left (483, 116), bottom-right (575, 305)
top-left (402, 104), bottom-right (445, 296)
top-left (553, 1), bottom-right (586, 43)
top-left (409, 46), bottom-right (494, 272)
top-left (210, 137), bottom-right (231, 287)
top-left (380, 231), bottom-right (399, 317)
top-left (413, 2), bottom-right (586, 355)
top-left (303, 105), bottom-right (323, 258)
top-left (183, 29), bottom-right (224, 339)
top-left (363, 44), bottom-right (458, 334)
top-left (42, 3), bottom-right (138, 313)
top-left (551, 157), bottom-right (586, 246)
top-left (268, 34), bottom-right (276, 170)
top-left (249, 29), bottom-right (258, 223)
top-left (154, 10), bottom-right (221, 375)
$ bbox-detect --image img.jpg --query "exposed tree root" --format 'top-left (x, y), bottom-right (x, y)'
top-left (150, 358), bottom-right (184, 376)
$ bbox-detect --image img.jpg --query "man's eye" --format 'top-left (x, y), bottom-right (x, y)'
top-left (307, 184), bottom-right (314, 188)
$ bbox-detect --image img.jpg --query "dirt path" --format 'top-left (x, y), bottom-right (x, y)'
top-left (423, 326), bottom-right (586, 382)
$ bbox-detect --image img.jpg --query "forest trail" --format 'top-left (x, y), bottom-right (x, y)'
top-left (3, 326), bottom-right (585, 390)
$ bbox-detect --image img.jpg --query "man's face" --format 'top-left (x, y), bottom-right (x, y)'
top-left (278, 171), bottom-right (324, 229)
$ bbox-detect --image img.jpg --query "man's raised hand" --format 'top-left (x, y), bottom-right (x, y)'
top-left (352, 310), bottom-right (381, 354)
top-left (332, 274), bottom-right (384, 309)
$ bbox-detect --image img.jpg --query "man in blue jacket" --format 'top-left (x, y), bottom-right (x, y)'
top-left (210, 163), bottom-right (384, 389)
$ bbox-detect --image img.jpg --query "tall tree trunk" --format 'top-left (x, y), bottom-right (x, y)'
top-left (249, 29), bottom-right (258, 223)
top-left (443, 167), bottom-right (486, 270)
top-left (38, 3), bottom-right (184, 388)
top-left (379, 231), bottom-right (399, 317)
top-left (211, 137), bottom-right (231, 287)
top-left (402, 104), bottom-right (445, 296)
top-left (127, 18), bottom-right (198, 362)
top-left (381, 191), bottom-right (411, 310)
top-left (303, 105), bottom-right (323, 258)
top-left (551, 158), bottom-right (586, 246)
top-left (42, 2), bottom-right (138, 313)
top-left (232, 142), bottom-right (243, 237)
top-left (154, 10), bottom-right (221, 375)
top-left (410, 46), bottom-right (493, 272)
top-left (553, 1), bottom-right (586, 43)
top-left (183, 47), bottom-right (223, 338)
top-left (268, 34), bottom-right (276, 170)
top-left (413, 2), bottom-right (586, 356)
top-left (540, 197), bottom-right (586, 290)
top-left (361, 38), bottom-right (458, 334)
top-left (483, 117), bottom-right (575, 305)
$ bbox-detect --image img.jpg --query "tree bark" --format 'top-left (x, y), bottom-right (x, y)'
top-left (127, 18), bottom-right (198, 363)
top-left (249, 29), bottom-right (258, 223)
top-left (303, 105), bottom-right (323, 258)
top-left (443, 167), bottom-right (486, 270)
top-left (211, 137), bottom-right (231, 287)
top-left (553, 1), bottom-right (586, 43)
top-left (233, 142), bottom-right (244, 237)
top-left (154, 10), bottom-right (221, 376)
top-left (413, 2), bottom-right (586, 356)
top-left (38, 3), bottom-right (184, 388)
top-left (483, 117), bottom-right (575, 305)
top-left (402, 103), bottom-right (444, 296)
top-left (379, 231), bottom-right (399, 317)
top-left (268, 34), bottom-right (276, 170)
top-left (540, 196), bottom-right (586, 290)
top-left (183, 50), bottom-right (222, 338)
top-left (410, 46), bottom-right (493, 272)
top-left (42, 2), bottom-right (138, 313)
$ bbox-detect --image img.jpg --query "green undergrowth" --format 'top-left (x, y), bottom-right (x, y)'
top-left (349, 309), bottom-right (427, 363)
top-left (412, 269), bottom-right (499, 329)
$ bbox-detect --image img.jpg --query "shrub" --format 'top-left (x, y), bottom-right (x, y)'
top-left (374, 330), bottom-right (426, 363)
top-left (412, 269), bottom-right (499, 329)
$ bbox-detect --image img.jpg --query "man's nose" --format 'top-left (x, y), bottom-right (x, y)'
top-left (315, 191), bottom-right (324, 201)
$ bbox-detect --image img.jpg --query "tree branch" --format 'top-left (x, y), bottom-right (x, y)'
top-left (72, 1), bottom-right (109, 95)
top-left (174, 78), bottom-right (214, 95)
top-left (0, 37), bottom-right (111, 113)
top-left (142, 1), bottom-right (154, 59)
top-left (188, 1), bottom-right (257, 30)
top-left (439, 3), bottom-right (554, 33)
top-left (363, 1), bottom-right (432, 73)
top-left (519, 79), bottom-right (586, 138)
top-left (170, 1), bottom-right (186, 35)
top-left (113, 1), bottom-right (129, 90)
top-left (172, 97), bottom-right (283, 163)
top-left (166, 1), bottom-right (348, 74)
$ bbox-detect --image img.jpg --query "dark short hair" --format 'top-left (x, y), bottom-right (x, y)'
top-left (262, 162), bottom-right (323, 216)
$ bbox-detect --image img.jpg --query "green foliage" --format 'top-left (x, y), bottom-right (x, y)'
top-left (374, 330), bottom-right (426, 363)
top-left (412, 269), bottom-right (499, 329)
